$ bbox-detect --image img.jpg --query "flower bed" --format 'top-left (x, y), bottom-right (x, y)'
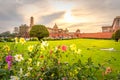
top-left (0, 38), bottom-right (119, 80)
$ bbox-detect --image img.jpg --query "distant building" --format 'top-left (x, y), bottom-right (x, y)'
top-left (82, 16), bottom-right (120, 39)
top-left (13, 27), bottom-right (19, 34)
top-left (30, 16), bottom-right (34, 29)
top-left (47, 23), bottom-right (80, 39)
top-left (102, 16), bottom-right (120, 33)
top-left (15, 17), bottom-right (34, 38)
top-left (19, 24), bottom-right (29, 38)
top-left (102, 26), bottom-right (112, 32)
top-left (15, 16), bottom-right (120, 39)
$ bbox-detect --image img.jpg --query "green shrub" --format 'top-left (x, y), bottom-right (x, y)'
top-left (114, 29), bottom-right (120, 42)
top-left (30, 25), bottom-right (49, 41)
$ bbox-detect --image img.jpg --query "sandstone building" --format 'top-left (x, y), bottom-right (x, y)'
top-left (16, 16), bottom-right (120, 39)
top-left (102, 16), bottom-right (120, 32)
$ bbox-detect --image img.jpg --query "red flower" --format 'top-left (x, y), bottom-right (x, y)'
top-left (39, 78), bottom-right (42, 80)
top-left (61, 45), bottom-right (67, 51)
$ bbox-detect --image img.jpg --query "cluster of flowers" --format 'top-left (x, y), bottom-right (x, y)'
top-left (1, 37), bottom-right (113, 80)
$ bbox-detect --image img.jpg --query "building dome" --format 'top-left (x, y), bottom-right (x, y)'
top-left (76, 29), bottom-right (80, 33)
top-left (53, 23), bottom-right (58, 29)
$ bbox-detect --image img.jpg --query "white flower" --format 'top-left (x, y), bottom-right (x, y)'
top-left (28, 67), bottom-right (32, 71)
top-left (20, 68), bottom-right (23, 75)
top-left (54, 47), bottom-right (58, 52)
top-left (24, 72), bottom-right (30, 77)
top-left (14, 54), bottom-right (24, 62)
top-left (10, 76), bottom-right (19, 80)
top-left (37, 62), bottom-right (40, 66)
top-left (41, 41), bottom-right (49, 47)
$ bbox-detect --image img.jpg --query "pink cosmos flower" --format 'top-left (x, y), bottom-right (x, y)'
top-left (6, 55), bottom-right (12, 62)
top-left (105, 67), bottom-right (112, 75)
top-left (6, 55), bottom-right (12, 70)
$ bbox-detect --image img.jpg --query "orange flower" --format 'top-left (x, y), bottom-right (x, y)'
top-left (105, 67), bottom-right (112, 75)
top-left (58, 60), bottom-right (60, 65)
top-left (50, 50), bottom-right (53, 55)
top-left (40, 55), bottom-right (44, 59)
top-left (39, 78), bottom-right (43, 80)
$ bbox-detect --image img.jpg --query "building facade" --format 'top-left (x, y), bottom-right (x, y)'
top-left (47, 23), bottom-right (80, 39)
top-left (19, 24), bottom-right (29, 38)
top-left (102, 16), bottom-right (120, 33)
top-left (16, 16), bottom-right (120, 39)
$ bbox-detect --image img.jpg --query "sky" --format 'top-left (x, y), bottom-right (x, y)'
top-left (0, 0), bottom-right (120, 33)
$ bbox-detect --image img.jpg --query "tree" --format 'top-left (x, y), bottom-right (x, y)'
top-left (0, 31), bottom-right (11, 37)
top-left (114, 29), bottom-right (120, 42)
top-left (30, 25), bottom-right (49, 40)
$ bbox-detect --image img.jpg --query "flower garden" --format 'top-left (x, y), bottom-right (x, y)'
top-left (0, 38), bottom-right (120, 80)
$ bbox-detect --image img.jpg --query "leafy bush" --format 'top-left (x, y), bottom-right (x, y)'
top-left (0, 38), bottom-right (14, 42)
top-left (29, 37), bottom-right (38, 41)
top-left (30, 25), bottom-right (49, 40)
top-left (114, 29), bottom-right (120, 42)
top-left (0, 38), bottom-right (118, 80)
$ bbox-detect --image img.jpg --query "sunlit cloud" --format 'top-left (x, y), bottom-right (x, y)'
top-left (0, 0), bottom-right (120, 33)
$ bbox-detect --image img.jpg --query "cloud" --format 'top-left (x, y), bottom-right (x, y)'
top-left (39, 11), bottom-right (65, 25)
top-left (0, 0), bottom-right (120, 33)
top-left (0, 0), bottom-right (24, 33)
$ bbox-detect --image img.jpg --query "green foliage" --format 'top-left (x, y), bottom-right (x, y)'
top-left (30, 25), bottom-right (49, 40)
top-left (0, 38), bottom-right (14, 42)
top-left (114, 29), bottom-right (120, 42)
top-left (29, 37), bottom-right (38, 41)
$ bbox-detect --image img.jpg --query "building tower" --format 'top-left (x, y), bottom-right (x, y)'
top-left (30, 16), bottom-right (34, 28)
top-left (112, 16), bottom-right (120, 32)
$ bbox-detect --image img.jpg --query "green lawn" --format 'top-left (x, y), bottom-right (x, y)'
top-left (48, 39), bottom-right (120, 70)
top-left (1, 39), bottom-right (120, 69)
top-left (0, 39), bottom-right (120, 79)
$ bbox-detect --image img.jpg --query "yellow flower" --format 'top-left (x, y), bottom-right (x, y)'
top-left (40, 45), bottom-right (45, 50)
top-left (3, 45), bottom-right (10, 52)
top-left (28, 58), bottom-right (32, 64)
top-left (19, 38), bottom-right (26, 44)
top-left (75, 49), bottom-right (82, 54)
top-left (28, 45), bottom-right (34, 52)
top-left (70, 44), bottom-right (77, 51)
top-left (15, 37), bottom-right (18, 43)
top-left (37, 62), bottom-right (40, 66)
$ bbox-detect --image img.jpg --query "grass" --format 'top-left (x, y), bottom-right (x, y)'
top-left (48, 39), bottom-right (120, 69)
top-left (0, 39), bottom-right (120, 79)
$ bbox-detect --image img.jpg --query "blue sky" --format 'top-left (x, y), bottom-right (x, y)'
top-left (0, 0), bottom-right (120, 33)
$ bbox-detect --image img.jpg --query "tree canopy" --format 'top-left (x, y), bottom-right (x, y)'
top-left (29, 25), bottom-right (49, 40)
top-left (113, 29), bottom-right (120, 42)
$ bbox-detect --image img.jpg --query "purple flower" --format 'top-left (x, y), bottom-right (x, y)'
top-left (8, 61), bottom-right (12, 70)
top-left (6, 55), bottom-right (12, 70)
top-left (6, 55), bottom-right (12, 62)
